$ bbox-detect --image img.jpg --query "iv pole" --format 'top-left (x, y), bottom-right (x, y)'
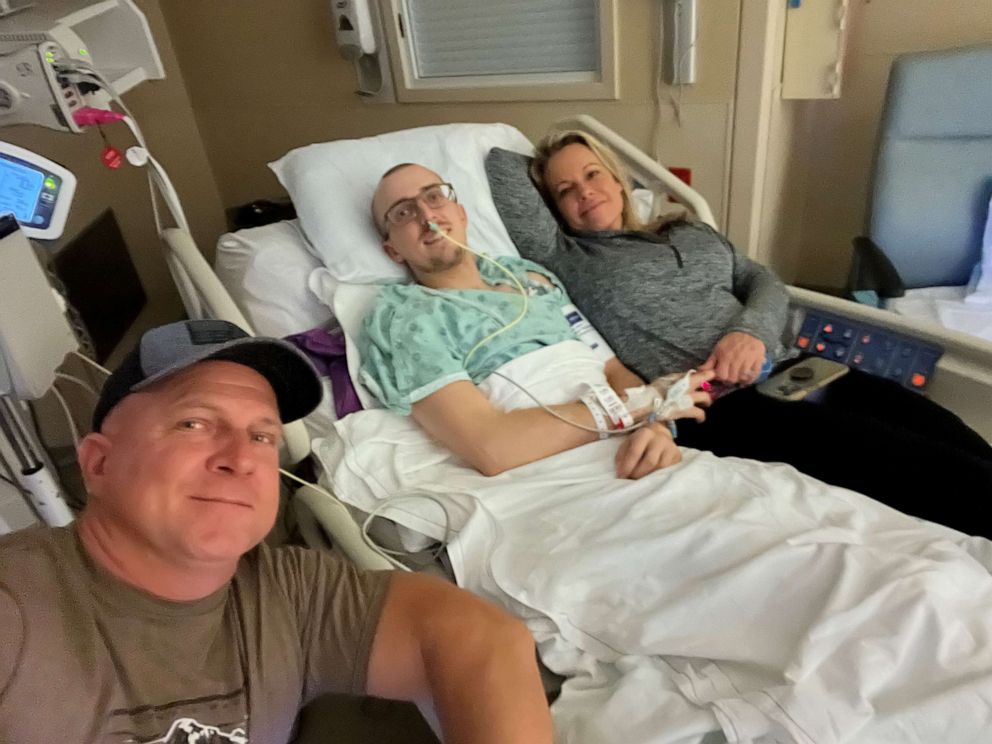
top-left (0, 215), bottom-right (77, 529)
top-left (0, 396), bottom-right (72, 526)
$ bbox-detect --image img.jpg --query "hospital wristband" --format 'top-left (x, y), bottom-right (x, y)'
top-left (588, 383), bottom-right (634, 430)
top-left (580, 392), bottom-right (611, 439)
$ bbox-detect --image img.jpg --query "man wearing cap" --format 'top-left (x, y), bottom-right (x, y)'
top-left (0, 320), bottom-right (552, 744)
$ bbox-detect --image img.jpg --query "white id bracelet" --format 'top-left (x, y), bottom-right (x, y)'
top-left (580, 392), bottom-right (611, 439)
top-left (587, 382), bottom-right (634, 430)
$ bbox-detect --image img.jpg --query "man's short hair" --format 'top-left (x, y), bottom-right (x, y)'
top-left (372, 162), bottom-right (425, 235)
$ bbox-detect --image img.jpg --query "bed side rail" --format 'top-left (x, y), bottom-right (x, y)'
top-left (294, 483), bottom-right (393, 570)
top-left (160, 227), bottom-right (313, 462)
top-left (789, 287), bottom-right (992, 440)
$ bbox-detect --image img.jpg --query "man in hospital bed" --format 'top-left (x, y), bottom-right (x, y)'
top-left (348, 162), bottom-right (992, 744)
top-left (361, 163), bottom-right (710, 478)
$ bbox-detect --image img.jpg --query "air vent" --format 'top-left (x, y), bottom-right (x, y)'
top-left (0, 32), bottom-right (48, 42)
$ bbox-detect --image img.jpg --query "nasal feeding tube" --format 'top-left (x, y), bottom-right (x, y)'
top-left (425, 222), bottom-right (695, 437)
top-left (427, 221), bottom-right (529, 367)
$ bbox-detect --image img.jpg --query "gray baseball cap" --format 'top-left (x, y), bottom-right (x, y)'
top-left (92, 319), bottom-right (323, 431)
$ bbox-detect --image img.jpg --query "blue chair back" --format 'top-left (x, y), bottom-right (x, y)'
top-left (868, 44), bottom-right (992, 288)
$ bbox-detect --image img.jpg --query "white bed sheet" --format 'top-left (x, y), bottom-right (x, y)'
top-left (316, 341), bottom-right (992, 744)
top-left (885, 286), bottom-right (992, 342)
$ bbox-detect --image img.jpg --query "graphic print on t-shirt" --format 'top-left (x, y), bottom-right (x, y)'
top-left (149, 717), bottom-right (247, 743)
top-left (107, 687), bottom-right (249, 743)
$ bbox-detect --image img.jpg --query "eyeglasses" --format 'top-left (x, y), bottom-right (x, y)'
top-left (382, 182), bottom-right (457, 231)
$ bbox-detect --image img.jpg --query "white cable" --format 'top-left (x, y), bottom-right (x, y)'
top-left (49, 385), bottom-right (80, 447)
top-left (361, 495), bottom-right (454, 566)
top-left (427, 223), bottom-right (529, 367)
top-left (118, 116), bottom-right (190, 236)
top-left (429, 223), bottom-right (659, 437)
top-left (278, 468), bottom-right (412, 571)
top-left (71, 350), bottom-right (110, 376)
top-left (54, 372), bottom-right (98, 398)
top-left (60, 61), bottom-right (189, 238)
top-left (129, 144), bottom-right (191, 235)
top-left (488, 370), bottom-right (651, 437)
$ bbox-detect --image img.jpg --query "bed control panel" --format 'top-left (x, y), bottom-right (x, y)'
top-left (793, 311), bottom-right (943, 392)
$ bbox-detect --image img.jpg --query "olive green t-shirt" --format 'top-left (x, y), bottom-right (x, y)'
top-left (0, 526), bottom-right (391, 743)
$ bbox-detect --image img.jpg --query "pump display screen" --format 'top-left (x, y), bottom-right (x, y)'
top-left (0, 153), bottom-right (60, 229)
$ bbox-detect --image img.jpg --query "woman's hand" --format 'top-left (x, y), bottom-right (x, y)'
top-left (615, 422), bottom-right (682, 479)
top-left (701, 332), bottom-right (765, 384)
top-left (638, 369), bottom-right (715, 423)
top-left (667, 370), bottom-right (715, 421)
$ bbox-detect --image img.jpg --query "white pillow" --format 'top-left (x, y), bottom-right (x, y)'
top-left (214, 220), bottom-right (334, 337)
top-left (269, 122), bottom-right (533, 285)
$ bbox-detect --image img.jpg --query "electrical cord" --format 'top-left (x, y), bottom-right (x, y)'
top-left (278, 467), bottom-right (414, 571)
top-left (361, 495), bottom-right (453, 567)
top-left (71, 349), bottom-right (110, 376)
top-left (55, 372), bottom-right (99, 398)
top-left (56, 60), bottom-right (192, 236)
top-left (652, 0), bottom-right (700, 155)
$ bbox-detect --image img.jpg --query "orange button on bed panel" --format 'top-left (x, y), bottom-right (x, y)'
top-left (911, 373), bottom-right (927, 387)
top-left (797, 336), bottom-right (810, 349)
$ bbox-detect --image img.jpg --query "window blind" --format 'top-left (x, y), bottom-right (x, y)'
top-left (403, 0), bottom-right (600, 79)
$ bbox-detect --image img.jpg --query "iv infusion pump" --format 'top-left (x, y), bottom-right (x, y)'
top-left (0, 141), bottom-right (77, 399)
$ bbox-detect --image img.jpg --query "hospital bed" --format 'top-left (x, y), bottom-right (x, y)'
top-left (155, 115), bottom-right (992, 744)
top-left (161, 114), bottom-right (992, 564)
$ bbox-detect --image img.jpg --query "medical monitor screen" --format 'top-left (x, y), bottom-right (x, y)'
top-left (0, 153), bottom-right (60, 230)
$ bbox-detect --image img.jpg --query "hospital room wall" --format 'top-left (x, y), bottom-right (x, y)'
top-left (779, 0), bottom-right (992, 288)
top-left (158, 0), bottom-right (742, 229)
top-left (1, 0), bottom-right (226, 360)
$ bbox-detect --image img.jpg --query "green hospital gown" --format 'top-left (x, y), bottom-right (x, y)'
top-left (359, 256), bottom-right (579, 414)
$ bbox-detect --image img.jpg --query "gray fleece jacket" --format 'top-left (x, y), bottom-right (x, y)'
top-left (485, 147), bottom-right (790, 380)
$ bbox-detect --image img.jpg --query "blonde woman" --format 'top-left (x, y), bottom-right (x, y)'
top-left (485, 129), bottom-right (992, 535)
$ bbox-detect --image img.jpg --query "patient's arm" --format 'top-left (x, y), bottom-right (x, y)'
top-left (413, 380), bottom-right (685, 478)
top-left (605, 356), bottom-right (644, 396)
top-left (412, 380), bottom-right (600, 476)
top-left (367, 572), bottom-right (552, 744)
top-left (615, 422), bottom-right (681, 478)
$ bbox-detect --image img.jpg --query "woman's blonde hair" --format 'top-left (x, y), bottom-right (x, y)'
top-left (530, 129), bottom-right (687, 232)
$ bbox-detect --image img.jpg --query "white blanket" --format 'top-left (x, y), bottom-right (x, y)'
top-left (316, 342), bottom-right (992, 744)
top-left (886, 286), bottom-right (992, 343)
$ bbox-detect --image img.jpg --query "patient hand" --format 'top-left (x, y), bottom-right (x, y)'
top-left (641, 370), bottom-right (715, 423)
top-left (615, 422), bottom-right (681, 479)
top-left (701, 332), bottom-right (765, 384)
